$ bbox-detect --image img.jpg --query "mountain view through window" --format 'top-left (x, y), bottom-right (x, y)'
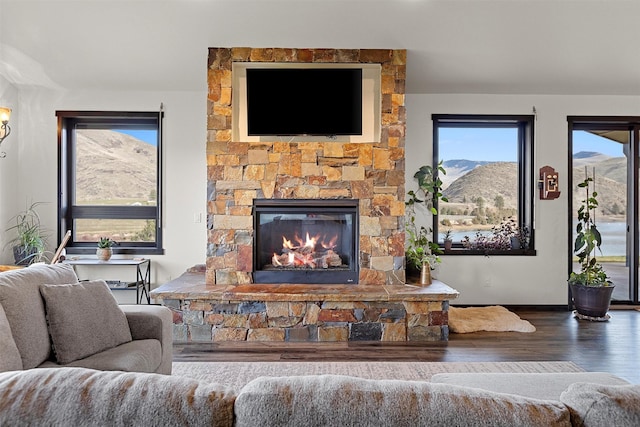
top-left (74, 128), bottom-right (157, 243)
top-left (436, 127), bottom-right (520, 244)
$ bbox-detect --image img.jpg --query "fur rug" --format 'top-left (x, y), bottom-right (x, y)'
top-left (448, 305), bottom-right (536, 333)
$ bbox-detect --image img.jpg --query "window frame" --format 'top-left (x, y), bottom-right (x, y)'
top-left (431, 114), bottom-right (535, 255)
top-left (56, 110), bottom-right (164, 255)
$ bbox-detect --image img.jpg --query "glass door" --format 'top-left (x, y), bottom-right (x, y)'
top-left (570, 121), bottom-right (638, 304)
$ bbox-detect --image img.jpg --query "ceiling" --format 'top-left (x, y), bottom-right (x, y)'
top-left (1, 0), bottom-right (640, 96)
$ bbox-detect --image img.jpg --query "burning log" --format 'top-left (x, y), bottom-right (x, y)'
top-left (272, 246), bottom-right (343, 270)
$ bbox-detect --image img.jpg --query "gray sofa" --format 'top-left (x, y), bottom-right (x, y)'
top-left (0, 263), bottom-right (172, 374)
top-left (0, 367), bottom-right (637, 426)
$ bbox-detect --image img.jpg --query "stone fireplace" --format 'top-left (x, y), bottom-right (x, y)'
top-left (148, 47), bottom-right (458, 343)
top-left (206, 47), bottom-right (407, 287)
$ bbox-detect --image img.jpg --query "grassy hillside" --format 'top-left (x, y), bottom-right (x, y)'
top-left (75, 129), bottom-right (156, 204)
top-left (443, 162), bottom-right (518, 209)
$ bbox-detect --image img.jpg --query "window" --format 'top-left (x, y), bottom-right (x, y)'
top-left (56, 111), bottom-right (163, 255)
top-left (432, 114), bottom-right (535, 253)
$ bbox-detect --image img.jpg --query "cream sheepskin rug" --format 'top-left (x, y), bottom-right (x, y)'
top-left (449, 305), bottom-right (536, 333)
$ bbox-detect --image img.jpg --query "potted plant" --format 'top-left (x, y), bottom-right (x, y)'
top-left (494, 217), bottom-right (530, 250)
top-left (4, 202), bottom-right (49, 265)
top-left (442, 229), bottom-right (453, 251)
top-left (405, 161), bottom-right (447, 285)
top-left (568, 169), bottom-right (614, 319)
top-left (512, 223), bottom-right (530, 250)
top-left (96, 237), bottom-right (117, 261)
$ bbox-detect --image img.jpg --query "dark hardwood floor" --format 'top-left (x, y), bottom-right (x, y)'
top-left (173, 308), bottom-right (640, 383)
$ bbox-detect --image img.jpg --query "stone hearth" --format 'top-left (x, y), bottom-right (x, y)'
top-left (150, 266), bottom-right (459, 342)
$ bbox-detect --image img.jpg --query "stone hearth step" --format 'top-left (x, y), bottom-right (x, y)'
top-left (150, 270), bottom-right (459, 343)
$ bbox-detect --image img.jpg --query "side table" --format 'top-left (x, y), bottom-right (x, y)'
top-left (62, 258), bottom-right (151, 304)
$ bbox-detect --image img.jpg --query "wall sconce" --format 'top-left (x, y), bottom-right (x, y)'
top-left (0, 107), bottom-right (11, 158)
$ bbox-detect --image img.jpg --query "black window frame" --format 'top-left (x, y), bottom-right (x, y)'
top-left (56, 110), bottom-right (164, 255)
top-left (432, 114), bottom-right (536, 255)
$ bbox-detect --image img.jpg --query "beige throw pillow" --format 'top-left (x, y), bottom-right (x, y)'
top-left (0, 263), bottom-right (79, 369)
top-left (40, 280), bottom-right (132, 364)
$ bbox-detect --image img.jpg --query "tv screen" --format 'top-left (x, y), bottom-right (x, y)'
top-left (246, 68), bottom-right (363, 136)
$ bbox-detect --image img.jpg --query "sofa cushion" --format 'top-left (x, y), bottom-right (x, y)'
top-left (431, 372), bottom-right (630, 401)
top-left (0, 263), bottom-right (78, 369)
top-left (234, 375), bottom-right (571, 427)
top-left (560, 383), bottom-right (640, 427)
top-left (39, 280), bottom-right (132, 364)
top-left (39, 339), bottom-right (161, 373)
top-left (0, 367), bottom-right (236, 426)
top-left (0, 304), bottom-right (22, 372)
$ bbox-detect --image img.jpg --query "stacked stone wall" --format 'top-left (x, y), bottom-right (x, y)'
top-left (167, 298), bottom-right (449, 342)
top-left (207, 47), bottom-right (407, 286)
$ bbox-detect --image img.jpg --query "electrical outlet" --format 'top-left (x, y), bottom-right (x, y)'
top-left (193, 212), bottom-right (202, 223)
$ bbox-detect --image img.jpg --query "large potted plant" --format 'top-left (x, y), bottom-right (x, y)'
top-left (568, 170), bottom-right (614, 319)
top-left (5, 202), bottom-right (49, 265)
top-left (405, 162), bottom-right (447, 285)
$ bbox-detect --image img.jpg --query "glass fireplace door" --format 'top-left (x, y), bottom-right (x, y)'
top-left (253, 199), bottom-right (359, 284)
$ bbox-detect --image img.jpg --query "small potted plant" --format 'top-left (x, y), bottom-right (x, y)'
top-left (568, 168), bottom-right (614, 319)
top-left (512, 224), bottom-right (530, 250)
top-left (96, 237), bottom-right (117, 261)
top-left (5, 202), bottom-right (50, 265)
top-left (442, 229), bottom-right (453, 251)
top-left (494, 217), bottom-right (530, 250)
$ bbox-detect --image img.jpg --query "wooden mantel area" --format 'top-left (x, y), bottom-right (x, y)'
top-left (150, 267), bottom-right (459, 343)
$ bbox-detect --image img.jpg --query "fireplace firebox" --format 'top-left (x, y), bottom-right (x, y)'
top-left (253, 199), bottom-right (359, 284)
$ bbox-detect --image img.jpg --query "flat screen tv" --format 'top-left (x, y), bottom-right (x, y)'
top-left (246, 68), bottom-right (363, 136)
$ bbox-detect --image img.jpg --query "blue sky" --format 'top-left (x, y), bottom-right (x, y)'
top-left (439, 128), bottom-right (624, 161)
top-left (439, 128), bottom-right (518, 161)
top-left (572, 130), bottom-right (624, 157)
top-left (115, 129), bottom-right (157, 146)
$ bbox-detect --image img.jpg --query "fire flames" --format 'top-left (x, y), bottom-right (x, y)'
top-left (272, 232), bottom-right (342, 269)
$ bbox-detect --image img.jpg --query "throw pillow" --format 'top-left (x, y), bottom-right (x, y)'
top-left (0, 263), bottom-right (79, 369)
top-left (0, 304), bottom-right (22, 372)
top-left (39, 280), bottom-right (132, 364)
top-left (560, 382), bottom-right (640, 427)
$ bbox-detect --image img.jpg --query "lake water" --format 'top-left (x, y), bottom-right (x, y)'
top-left (448, 222), bottom-right (628, 256)
top-left (585, 221), bottom-right (627, 256)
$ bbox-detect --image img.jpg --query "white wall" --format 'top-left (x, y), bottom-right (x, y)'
top-left (406, 94), bottom-right (640, 304)
top-left (0, 75), bottom-right (19, 262)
